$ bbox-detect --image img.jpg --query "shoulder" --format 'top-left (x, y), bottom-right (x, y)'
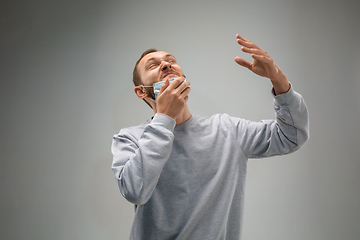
top-left (113, 118), bottom-right (151, 141)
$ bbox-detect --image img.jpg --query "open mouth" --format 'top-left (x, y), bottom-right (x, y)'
top-left (162, 72), bottom-right (178, 79)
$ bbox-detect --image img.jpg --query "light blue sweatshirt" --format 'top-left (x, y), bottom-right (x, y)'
top-left (111, 86), bottom-right (309, 239)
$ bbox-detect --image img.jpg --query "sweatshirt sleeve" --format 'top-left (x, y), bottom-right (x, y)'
top-left (235, 85), bottom-right (309, 158)
top-left (111, 113), bottom-right (176, 205)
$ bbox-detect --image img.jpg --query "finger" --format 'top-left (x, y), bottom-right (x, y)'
top-left (251, 54), bottom-right (272, 64)
top-left (170, 77), bottom-right (188, 92)
top-left (237, 37), bottom-right (259, 48)
top-left (182, 87), bottom-right (191, 102)
top-left (237, 39), bottom-right (264, 52)
top-left (234, 56), bottom-right (252, 70)
top-left (168, 77), bottom-right (184, 89)
top-left (241, 46), bottom-right (268, 57)
top-left (181, 85), bottom-right (191, 96)
top-left (158, 79), bottom-right (169, 94)
top-left (184, 94), bottom-right (189, 103)
top-left (236, 34), bottom-right (249, 42)
top-left (177, 80), bottom-right (190, 94)
top-left (236, 35), bottom-right (266, 52)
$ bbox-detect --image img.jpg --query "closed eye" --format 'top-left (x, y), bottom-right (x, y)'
top-left (148, 62), bottom-right (159, 69)
top-left (167, 56), bottom-right (176, 63)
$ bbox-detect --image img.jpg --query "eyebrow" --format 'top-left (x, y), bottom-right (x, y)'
top-left (145, 54), bottom-right (175, 65)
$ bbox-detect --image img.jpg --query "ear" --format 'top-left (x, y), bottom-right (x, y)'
top-left (134, 86), bottom-right (148, 99)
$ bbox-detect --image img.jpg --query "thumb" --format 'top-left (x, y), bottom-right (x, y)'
top-left (235, 56), bottom-right (252, 70)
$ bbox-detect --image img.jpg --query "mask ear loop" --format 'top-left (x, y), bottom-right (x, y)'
top-left (141, 85), bottom-right (157, 103)
top-left (147, 97), bottom-right (157, 104)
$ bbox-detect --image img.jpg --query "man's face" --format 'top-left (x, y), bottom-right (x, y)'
top-left (137, 51), bottom-right (185, 87)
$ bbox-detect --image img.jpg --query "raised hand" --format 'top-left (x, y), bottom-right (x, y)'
top-left (234, 34), bottom-right (290, 95)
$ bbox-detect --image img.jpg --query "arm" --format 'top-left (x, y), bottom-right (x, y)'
top-left (111, 113), bottom-right (176, 205)
top-left (233, 34), bottom-right (309, 157)
top-left (235, 86), bottom-right (309, 158)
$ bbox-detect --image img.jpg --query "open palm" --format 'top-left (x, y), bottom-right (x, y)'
top-left (234, 34), bottom-right (290, 95)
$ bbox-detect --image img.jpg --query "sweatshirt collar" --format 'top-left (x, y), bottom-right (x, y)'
top-left (174, 115), bottom-right (196, 130)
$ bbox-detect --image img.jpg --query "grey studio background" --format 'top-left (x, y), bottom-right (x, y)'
top-left (1, 0), bottom-right (359, 239)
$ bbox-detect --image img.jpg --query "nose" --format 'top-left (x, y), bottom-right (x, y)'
top-left (160, 60), bottom-right (171, 71)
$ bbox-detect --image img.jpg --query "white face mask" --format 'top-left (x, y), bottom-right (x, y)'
top-left (143, 77), bottom-right (187, 100)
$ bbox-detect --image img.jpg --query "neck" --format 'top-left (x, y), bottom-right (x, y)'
top-left (174, 106), bottom-right (192, 125)
top-left (152, 104), bottom-right (192, 125)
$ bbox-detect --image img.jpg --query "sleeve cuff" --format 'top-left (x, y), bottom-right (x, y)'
top-left (272, 83), bottom-right (296, 106)
top-left (151, 113), bottom-right (176, 132)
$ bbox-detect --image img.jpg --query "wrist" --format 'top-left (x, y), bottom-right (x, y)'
top-left (152, 113), bottom-right (176, 131)
top-left (270, 74), bottom-right (290, 95)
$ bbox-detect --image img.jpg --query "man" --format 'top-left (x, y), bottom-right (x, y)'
top-left (111, 34), bottom-right (309, 239)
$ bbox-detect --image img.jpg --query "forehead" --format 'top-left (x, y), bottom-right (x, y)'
top-left (139, 51), bottom-right (174, 66)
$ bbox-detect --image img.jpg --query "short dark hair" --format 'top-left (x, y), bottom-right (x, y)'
top-left (133, 48), bottom-right (158, 86)
top-left (133, 48), bottom-right (158, 109)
